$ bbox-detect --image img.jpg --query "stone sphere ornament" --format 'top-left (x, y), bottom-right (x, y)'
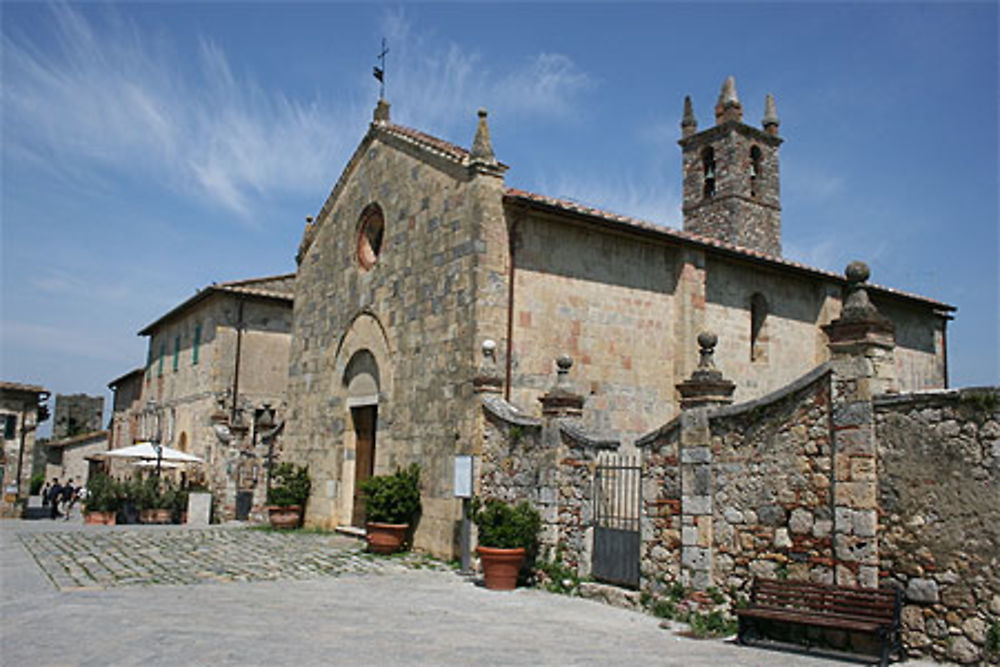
top-left (845, 260), bottom-right (870, 284)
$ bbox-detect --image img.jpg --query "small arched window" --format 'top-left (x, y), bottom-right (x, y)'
top-left (356, 203), bottom-right (385, 271)
top-left (749, 146), bottom-right (762, 197)
top-left (750, 292), bottom-right (768, 362)
top-left (702, 147), bottom-right (716, 198)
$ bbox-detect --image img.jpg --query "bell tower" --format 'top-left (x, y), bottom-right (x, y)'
top-left (679, 77), bottom-right (783, 256)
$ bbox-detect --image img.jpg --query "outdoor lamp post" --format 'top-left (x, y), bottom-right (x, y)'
top-left (255, 404), bottom-right (277, 493)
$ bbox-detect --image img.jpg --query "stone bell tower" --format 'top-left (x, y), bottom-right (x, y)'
top-left (679, 76), bottom-right (783, 256)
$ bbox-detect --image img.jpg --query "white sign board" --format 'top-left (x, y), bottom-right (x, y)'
top-left (453, 455), bottom-right (474, 498)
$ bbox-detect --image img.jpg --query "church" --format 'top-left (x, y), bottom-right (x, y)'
top-left (283, 77), bottom-right (952, 554)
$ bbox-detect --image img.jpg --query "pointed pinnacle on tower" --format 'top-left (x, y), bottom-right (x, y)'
top-left (714, 75), bottom-right (743, 124)
top-left (469, 107), bottom-right (498, 170)
top-left (373, 98), bottom-right (391, 125)
top-left (762, 93), bottom-right (780, 137)
top-left (681, 95), bottom-right (698, 138)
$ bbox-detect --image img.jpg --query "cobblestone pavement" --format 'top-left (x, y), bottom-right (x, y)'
top-left (2, 520), bottom-right (933, 666)
top-left (17, 524), bottom-right (449, 590)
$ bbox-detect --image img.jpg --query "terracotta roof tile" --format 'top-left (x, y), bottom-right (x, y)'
top-left (503, 188), bottom-right (954, 311)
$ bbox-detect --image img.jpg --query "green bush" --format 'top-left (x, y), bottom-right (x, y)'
top-left (986, 619), bottom-right (1000, 656)
top-left (359, 464), bottom-right (420, 524)
top-left (84, 473), bottom-right (121, 513)
top-left (30, 472), bottom-right (45, 495)
top-left (472, 498), bottom-right (541, 550)
top-left (267, 463), bottom-right (311, 508)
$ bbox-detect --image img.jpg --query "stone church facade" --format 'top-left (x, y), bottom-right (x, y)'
top-left (285, 78), bottom-right (952, 555)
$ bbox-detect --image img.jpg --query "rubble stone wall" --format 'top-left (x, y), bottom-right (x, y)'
top-left (876, 388), bottom-right (1000, 664)
top-left (708, 367), bottom-right (834, 592)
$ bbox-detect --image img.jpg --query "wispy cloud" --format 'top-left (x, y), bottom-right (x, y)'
top-left (3, 5), bottom-right (362, 220)
top-left (4, 6), bottom-right (596, 220)
top-left (380, 9), bottom-right (596, 133)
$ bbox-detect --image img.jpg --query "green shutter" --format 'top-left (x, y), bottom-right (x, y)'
top-left (158, 342), bottom-right (165, 376)
top-left (193, 324), bottom-right (201, 365)
top-left (173, 336), bottom-right (180, 371)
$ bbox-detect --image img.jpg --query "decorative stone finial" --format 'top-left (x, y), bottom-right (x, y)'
top-left (469, 107), bottom-right (498, 170)
top-left (715, 76), bottom-right (743, 124)
top-left (696, 331), bottom-right (719, 370)
top-left (762, 93), bottom-right (780, 136)
top-left (839, 261), bottom-right (886, 322)
top-left (676, 331), bottom-right (735, 409)
top-left (681, 95), bottom-right (698, 138)
top-left (473, 338), bottom-right (502, 394)
top-left (373, 98), bottom-right (391, 125)
top-left (539, 354), bottom-right (584, 417)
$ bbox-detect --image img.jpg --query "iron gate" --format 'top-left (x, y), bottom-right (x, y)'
top-left (592, 452), bottom-right (641, 588)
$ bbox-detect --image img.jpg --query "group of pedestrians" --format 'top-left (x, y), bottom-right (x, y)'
top-left (40, 478), bottom-right (84, 520)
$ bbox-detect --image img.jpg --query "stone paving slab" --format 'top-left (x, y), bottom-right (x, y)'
top-left (2, 520), bottom-right (936, 666)
top-left (16, 524), bottom-right (449, 590)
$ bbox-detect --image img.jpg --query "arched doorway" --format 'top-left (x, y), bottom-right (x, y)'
top-left (344, 349), bottom-right (379, 527)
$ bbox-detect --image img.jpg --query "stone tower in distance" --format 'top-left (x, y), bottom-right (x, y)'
top-left (679, 76), bottom-right (782, 256)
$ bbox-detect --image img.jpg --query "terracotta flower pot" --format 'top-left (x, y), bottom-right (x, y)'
top-left (365, 522), bottom-right (409, 554)
top-left (477, 546), bottom-right (526, 590)
top-left (84, 511), bottom-right (116, 525)
top-left (268, 505), bottom-right (302, 529)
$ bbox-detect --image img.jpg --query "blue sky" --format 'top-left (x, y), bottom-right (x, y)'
top-left (2, 2), bottom-right (997, 434)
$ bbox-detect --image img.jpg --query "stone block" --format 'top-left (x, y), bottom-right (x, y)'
top-left (773, 528), bottom-right (791, 549)
top-left (758, 504), bottom-right (786, 526)
top-left (788, 508), bottom-right (813, 534)
top-left (852, 510), bottom-right (877, 538)
top-left (906, 578), bottom-right (940, 604)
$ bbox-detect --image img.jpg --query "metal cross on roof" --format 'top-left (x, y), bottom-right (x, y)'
top-left (373, 38), bottom-right (389, 100)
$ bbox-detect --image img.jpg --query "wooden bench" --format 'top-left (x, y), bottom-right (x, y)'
top-left (735, 578), bottom-right (902, 666)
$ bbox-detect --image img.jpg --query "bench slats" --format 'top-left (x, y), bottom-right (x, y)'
top-left (738, 578), bottom-right (902, 666)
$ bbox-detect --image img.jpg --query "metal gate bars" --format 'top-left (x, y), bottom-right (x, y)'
top-left (592, 452), bottom-right (641, 588)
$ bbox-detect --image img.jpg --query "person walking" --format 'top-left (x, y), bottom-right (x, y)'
top-left (41, 482), bottom-right (51, 507)
top-left (48, 478), bottom-right (63, 519)
top-left (61, 478), bottom-right (75, 520)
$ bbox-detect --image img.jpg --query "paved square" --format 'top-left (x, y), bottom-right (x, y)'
top-left (2, 520), bottom-right (923, 666)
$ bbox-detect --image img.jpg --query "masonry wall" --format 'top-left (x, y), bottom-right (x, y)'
top-left (707, 371), bottom-right (834, 589)
top-left (287, 130), bottom-right (509, 555)
top-left (511, 212), bottom-right (678, 437)
top-left (875, 388), bottom-right (1000, 664)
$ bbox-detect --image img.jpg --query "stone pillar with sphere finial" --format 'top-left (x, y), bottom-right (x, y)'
top-left (822, 261), bottom-right (896, 588)
top-left (675, 332), bottom-right (735, 590)
top-left (539, 355), bottom-right (584, 418)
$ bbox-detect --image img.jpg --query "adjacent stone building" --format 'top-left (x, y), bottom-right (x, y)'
top-left (285, 77), bottom-right (953, 556)
top-left (51, 393), bottom-right (104, 440)
top-left (113, 274), bottom-right (294, 519)
top-left (0, 380), bottom-right (49, 515)
top-left (41, 429), bottom-right (109, 488)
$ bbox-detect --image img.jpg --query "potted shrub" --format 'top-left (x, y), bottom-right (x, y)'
top-left (359, 464), bottom-right (421, 554)
top-left (267, 463), bottom-right (311, 529)
top-left (137, 477), bottom-right (171, 524)
top-left (83, 473), bottom-right (120, 525)
top-left (472, 498), bottom-right (541, 590)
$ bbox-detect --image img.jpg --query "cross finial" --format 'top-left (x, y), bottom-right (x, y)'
top-left (373, 38), bottom-right (389, 100)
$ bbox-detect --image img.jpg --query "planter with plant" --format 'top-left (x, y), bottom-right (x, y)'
top-left (472, 498), bottom-right (541, 590)
top-left (359, 464), bottom-right (421, 554)
top-left (83, 473), bottom-right (120, 525)
top-left (267, 463), bottom-right (311, 529)
top-left (137, 477), bottom-right (171, 524)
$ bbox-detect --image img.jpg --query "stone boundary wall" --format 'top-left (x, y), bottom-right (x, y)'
top-left (479, 395), bottom-right (614, 571)
top-left (635, 419), bottom-right (681, 598)
top-left (707, 367), bottom-right (834, 592)
top-left (875, 387), bottom-right (1000, 664)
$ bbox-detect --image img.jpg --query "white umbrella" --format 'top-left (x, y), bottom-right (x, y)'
top-left (103, 442), bottom-right (204, 463)
top-left (133, 460), bottom-right (180, 470)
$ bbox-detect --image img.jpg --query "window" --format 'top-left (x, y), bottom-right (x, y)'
top-left (158, 341), bottom-right (165, 376)
top-left (173, 335), bottom-right (181, 372)
top-left (3, 414), bottom-right (16, 440)
top-left (702, 147), bottom-right (716, 198)
top-left (357, 203), bottom-right (385, 270)
top-left (751, 293), bottom-right (768, 362)
top-left (750, 146), bottom-right (762, 197)
top-left (192, 324), bottom-right (201, 365)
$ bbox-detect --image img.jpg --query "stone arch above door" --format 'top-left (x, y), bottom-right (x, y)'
top-left (334, 310), bottom-right (392, 400)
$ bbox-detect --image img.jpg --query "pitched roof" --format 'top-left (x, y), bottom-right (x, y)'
top-left (138, 273), bottom-right (295, 336)
top-left (504, 188), bottom-right (954, 312)
top-left (107, 368), bottom-right (145, 389)
top-left (45, 430), bottom-right (108, 449)
top-left (0, 380), bottom-right (49, 396)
